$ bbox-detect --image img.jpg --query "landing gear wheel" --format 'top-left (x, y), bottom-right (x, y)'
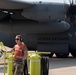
top-left (71, 52), bottom-right (76, 57)
top-left (56, 53), bottom-right (69, 58)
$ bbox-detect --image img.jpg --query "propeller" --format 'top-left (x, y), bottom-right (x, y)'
top-left (65, 0), bottom-right (76, 23)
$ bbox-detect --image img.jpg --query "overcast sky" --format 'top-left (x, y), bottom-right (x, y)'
top-left (21, 0), bottom-right (72, 3)
top-left (20, 0), bottom-right (76, 4)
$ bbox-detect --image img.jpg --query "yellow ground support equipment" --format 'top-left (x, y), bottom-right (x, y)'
top-left (7, 53), bottom-right (14, 75)
top-left (0, 42), bottom-right (14, 75)
top-left (0, 42), bottom-right (7, 51)
top-left (0, 42), bottom-right (7, 75)
top-left (4, 52), bottom-right (14, 75)
top-left (28, 51), bottom-right (51, 75)
top-left (30, 52), bottom-right (41, 75)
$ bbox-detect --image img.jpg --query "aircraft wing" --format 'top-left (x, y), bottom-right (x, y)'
top-left (0, 0), bottom-right (35, 21)
top-left (0, 0), bottom-right (35, 10)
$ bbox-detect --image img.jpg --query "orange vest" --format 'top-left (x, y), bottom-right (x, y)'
top-left (14, 44), bottom-right (25, 60)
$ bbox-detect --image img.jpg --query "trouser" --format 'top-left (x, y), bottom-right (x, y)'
top-left (13, 61), bottom-right (24, 75)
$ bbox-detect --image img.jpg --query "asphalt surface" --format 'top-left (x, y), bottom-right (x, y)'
top-left (0, 54), bottom-right (76, 75)
top-left (49, 57), bottom-right (76, 75)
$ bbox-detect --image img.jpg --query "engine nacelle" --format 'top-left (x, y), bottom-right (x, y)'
top-left (0, 21), bottom-right (70, 33)
top-left (22, 3), bottom-right (65, 22)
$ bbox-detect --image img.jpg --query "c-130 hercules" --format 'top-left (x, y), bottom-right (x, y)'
top-left (0, 0), bottom-right (76, 58)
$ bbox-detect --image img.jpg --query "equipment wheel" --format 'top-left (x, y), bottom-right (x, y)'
top-left (23, 59), bottom-right (28, 75)
top-left (41, 56), bottom-right (49, 75)
top-left (56, 53), bottom-right (69, 58)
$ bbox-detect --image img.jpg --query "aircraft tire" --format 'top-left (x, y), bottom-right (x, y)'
top-left (55, 53), bottom-right (69, 58)
top-left (71, 52), bottom-right (76, 57)
top-left (41, 56), bottom-right (49, 75)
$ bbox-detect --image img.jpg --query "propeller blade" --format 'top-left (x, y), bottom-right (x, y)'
top-left (65, 0), bottom-right (76, 22)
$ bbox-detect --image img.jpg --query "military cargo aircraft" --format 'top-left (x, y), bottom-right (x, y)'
top-left (0, 0), bottom-right (76, 58)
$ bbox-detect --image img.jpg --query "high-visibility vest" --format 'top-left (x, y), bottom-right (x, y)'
top-left (14, 44), bottom-right (25, 60)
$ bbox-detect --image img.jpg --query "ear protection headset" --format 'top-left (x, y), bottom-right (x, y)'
top-left (15, 35), bottom-right (23, 42)
top-left (19, 35), bottom-right (22, 42)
